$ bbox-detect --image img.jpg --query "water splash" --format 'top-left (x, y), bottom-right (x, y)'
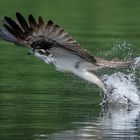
top-left (133, 57), bottom-right (140, 67)
top-left (101, 57), bottom-right (140, 105)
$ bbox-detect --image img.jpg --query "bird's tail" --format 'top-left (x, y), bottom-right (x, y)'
top-left (95, 57), bottom-right (133, 68)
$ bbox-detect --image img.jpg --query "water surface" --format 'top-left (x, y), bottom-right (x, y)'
top-left (0, 0), bottom-right (140, 140)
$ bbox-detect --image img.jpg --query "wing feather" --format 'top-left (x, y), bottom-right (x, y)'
top-left (0, 13), bottom-right (96, 63)
top-left (16, 12), bottom-right (30, 33)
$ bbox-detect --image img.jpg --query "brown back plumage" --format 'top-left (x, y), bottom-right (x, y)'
top-left (0, 12), bottom-right (96, 63)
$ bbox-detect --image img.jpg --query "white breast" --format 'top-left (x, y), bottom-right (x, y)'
top-left (34, 47), bottom-right (97, 73)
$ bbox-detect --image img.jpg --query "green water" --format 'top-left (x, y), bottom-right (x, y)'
top-left (0, 0), bottom-right (140, 140)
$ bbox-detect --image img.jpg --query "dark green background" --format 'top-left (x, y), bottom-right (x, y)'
top-left (0, 0), bottom-right (140, 140)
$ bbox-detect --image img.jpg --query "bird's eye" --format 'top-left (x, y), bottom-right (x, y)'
top-left (38, 49), bottom-right (45, 54)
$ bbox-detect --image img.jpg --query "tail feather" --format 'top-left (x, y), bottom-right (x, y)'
top-left (95, 57), bottom-right (133, 68)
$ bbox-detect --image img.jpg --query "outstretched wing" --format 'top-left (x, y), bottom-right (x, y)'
top-left (0, 12), bottom-right (96, 63)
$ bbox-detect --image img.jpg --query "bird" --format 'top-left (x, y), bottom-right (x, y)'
top-left (0, 13), bottom-right (132, 103)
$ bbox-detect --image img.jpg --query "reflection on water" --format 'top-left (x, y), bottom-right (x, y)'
top-left (34, 106), bottom-right (140, 140)
top-left (101, 106), bottom-right (140, 139)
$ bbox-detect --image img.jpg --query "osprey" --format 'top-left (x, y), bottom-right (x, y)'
top-left (0, 13), bottom-right (132, 102)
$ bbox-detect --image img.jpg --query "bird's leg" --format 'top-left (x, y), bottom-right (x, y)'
top-left (74, 70), bottom-right (109, 104)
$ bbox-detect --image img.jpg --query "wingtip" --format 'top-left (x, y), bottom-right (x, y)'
top-left (16, 12), bottom-right (23, 19)
top-left (4, 16), bottom-right (10, 21)
top-left (47, 20), bottom-right (54, 25)
top-left (38, 16), bottom-right (45, 24)
top-left (16, 12), bottom-right (20, 16)
top-left (28, 14), bottom-right (37, 28)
